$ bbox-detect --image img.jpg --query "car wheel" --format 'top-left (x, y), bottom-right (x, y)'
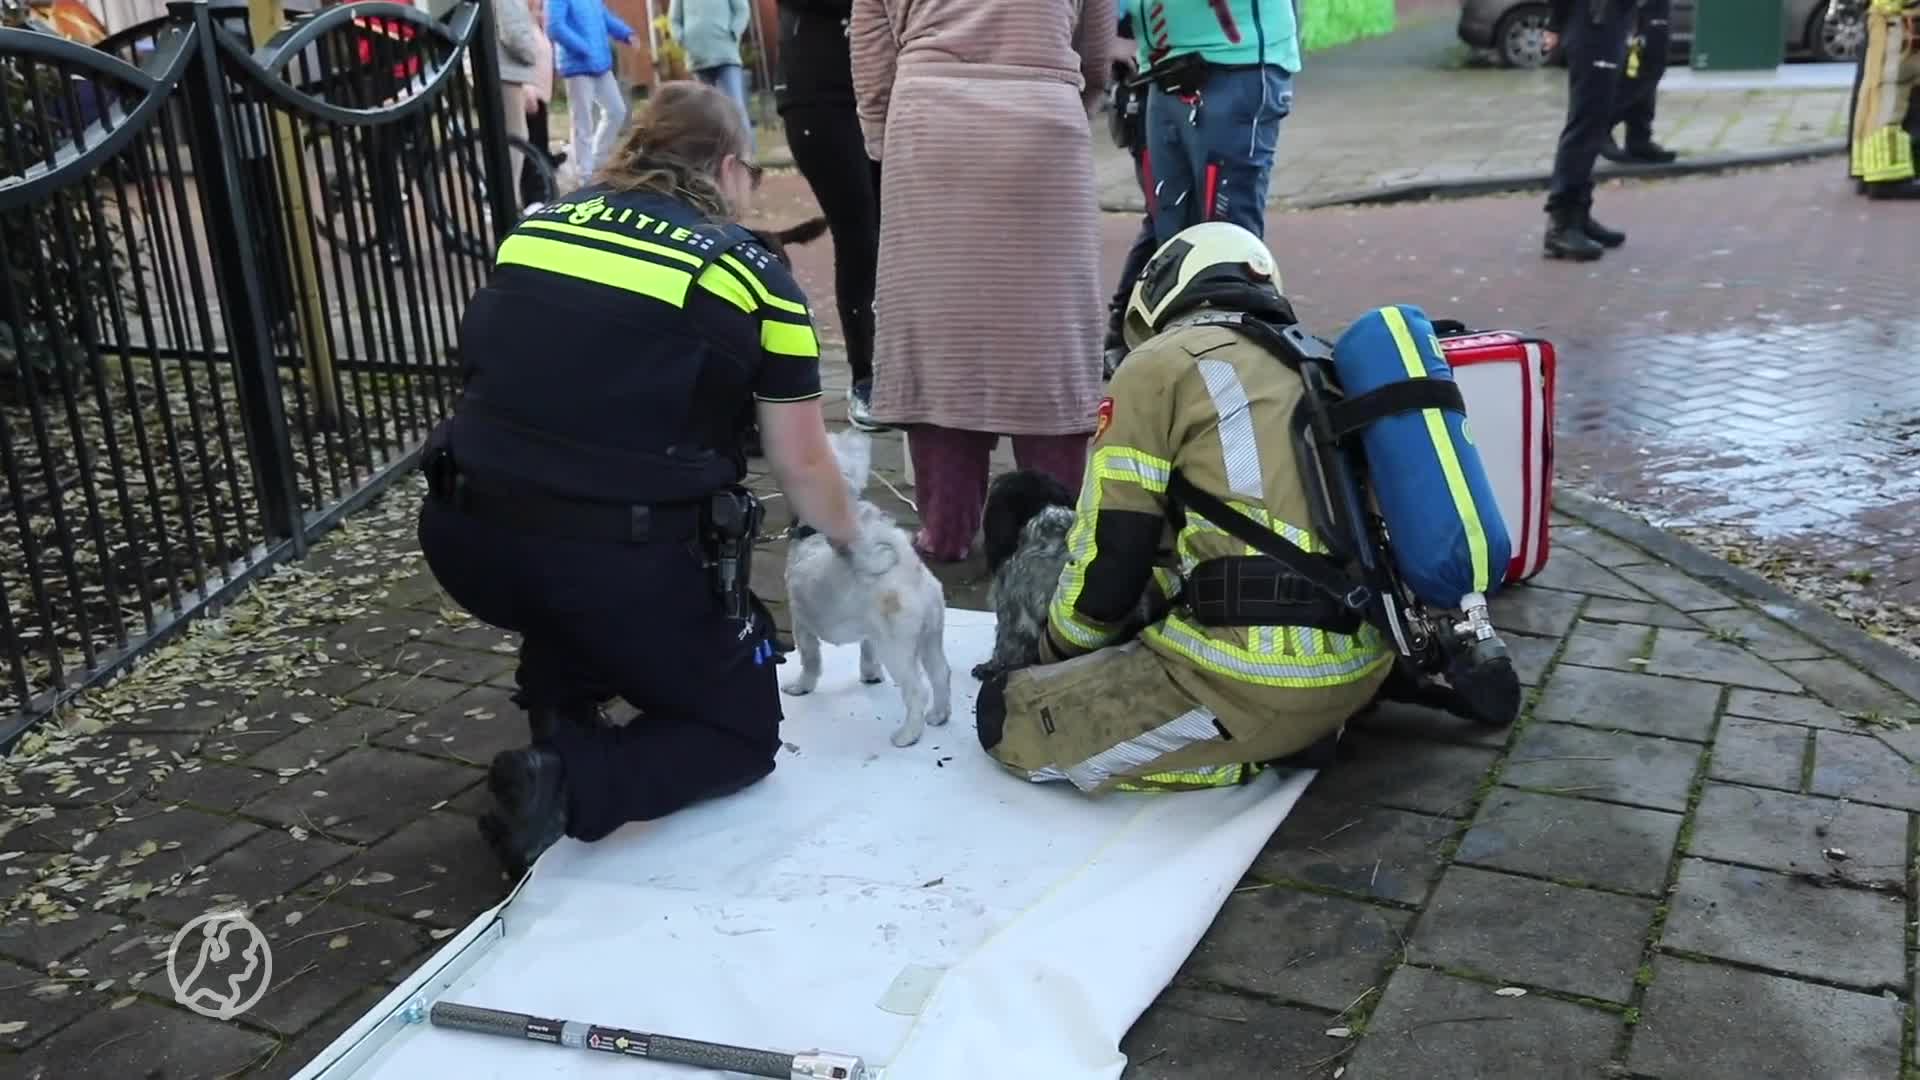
top-left (1495, 5), bottom-right (1555, 69)
top-left (1807, 7), bottom-right (1865, 62)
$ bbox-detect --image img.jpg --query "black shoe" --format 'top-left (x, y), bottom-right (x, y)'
top-left (525, 702), bottom-right (603, 744)
top-left (1598, 137), bottom-right (1629, 164)
top-left (478, 746), bottom-right (568, 878)
top-left (1866, 178), bottom-right (1920, 200)
top-left (1544, 208), bottom-right (1604, 261)
top-left (1582, 211), bottom-right (1626, 248)
top-left (1622, 140), bottom-right (1678, 164)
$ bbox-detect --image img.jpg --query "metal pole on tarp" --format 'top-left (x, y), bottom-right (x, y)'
top-left (429, 1000), bottom-right (869, 1079)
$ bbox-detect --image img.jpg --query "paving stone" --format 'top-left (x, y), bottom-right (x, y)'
top-left (1642, 629), bottom-right (1804, 693)
top-left (1, 803), bottom-right (112, 855)
top-left (146, 762), bottom-right (282, 813)
top-left (1709, 717), bottom-right (1809, 791)
top-left (1341, 965), bottom-right (1621, 1080)
top-left (1457, 788), bottom-right (1681, 896)
top-left (444, 778), bottom-right (493, 817)
top-left (332, 812), bottom-right (514, 926)
top-left (1556, 619), bottom-right (1654, 671)
top-left (76, 806), bottom-right (263, 900)
top-left (375, 687), bottom-right (526, 768)
top-left (118, 687), bottom-right (253, 734)
top-left (247, 705), bottom-right (415, 773)
top-left (1627, 956), bottom-right (1905, 1080)
top-left (1307, 732), bottom-right (1501, 818)
top-left (1487, 585), bottom-right (1582, 639)
top-left (1505, 634), bottom-right (1557, 688)
top-left (418, 619), bottom-right (519, 655)
top-left (1580, 598), bottom-right (1701, 630)
top-left (1690, 609), bottom-right (1830, 662)
top-left (1349, 700), bottom-right (1510, 749)
top-left (1183, 886), bottom-right (1410, 1012)
top-left (1120, 986), bottom-right (1341, 1078)
top-left (249, 987), bottom-right (392, 1080)
top-left (1522, 549), bottom-right (1650, 602)
top-left (1503, 723), bottom-right (1702, 812)
top-left (61, 917), bottom-right (180, 990)
top-left (3, 732), bottom-right (199, 806)
top-left (17, 998), bottom-right (275, 1080)
top-left (1725, 689), bottom-right (1854, 731)
top-left (1625, 564), bottom-right (1743, 612)
top-left (383, 641), bottom-right (515, 686)
top-left (141, 828), bottom-right (360, 927)
top-left (1773, 658), bottom-right (1914, 718)
top-left (0, 909), bottom-right (119, 968)
top-left (1689, 782), bottom-right (1907, 881)
top-left (342, 672), bottom-right (474, 715)
top-left (241, 748), bottom-right (483, 845)
top-left (1553, 524), bottom-right (1651, 568)
top-left (1410, 866), bottom-right (1654, 1002)
top-left (1662, 858), bottom-right (1907, 991)
top-left (1255, 797), bottom-right (1454, 905)
top-left (1810, 730), bottom-right (1920, 812)
top-left (0, 956), bottom-right (95, 1048)
top-left (244, 899), bottom-right (430, 1033)
top-left (1532, 665), bottom-right (1720, 742)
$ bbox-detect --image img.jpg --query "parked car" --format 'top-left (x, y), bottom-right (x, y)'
top-left (1459, 0), bottom-right (1864, 69)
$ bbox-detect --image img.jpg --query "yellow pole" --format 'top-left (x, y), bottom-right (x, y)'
top-left (246, 0), bottom-right (341, 430)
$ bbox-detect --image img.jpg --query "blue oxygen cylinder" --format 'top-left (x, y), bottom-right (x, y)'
top-left (1329, 304), bottom-right (1513, 607)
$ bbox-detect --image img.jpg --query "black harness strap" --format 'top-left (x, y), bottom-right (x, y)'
top-left (1167, 471), bottom-right (1373, 616)
top-left (1322, 378), bottom-right (1467, 441)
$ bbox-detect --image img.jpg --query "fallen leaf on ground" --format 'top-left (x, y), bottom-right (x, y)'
top-left (0, 1021), bottom-right (27, 1035)
top-left (328, 935), bottom-right (350, 950)
top-left (1494, 987), bottom-right (1527, 997)
top-left (430, 927), bottom-right (457, 940)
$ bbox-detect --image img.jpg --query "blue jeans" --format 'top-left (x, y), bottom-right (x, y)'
top-left (696, 63), bottom-right (756, 155)
top-left (1145, 65), bottom-right (1292, 245)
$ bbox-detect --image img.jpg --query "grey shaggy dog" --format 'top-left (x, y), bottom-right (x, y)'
top-left (971, 470), bottom-right (1160, 682)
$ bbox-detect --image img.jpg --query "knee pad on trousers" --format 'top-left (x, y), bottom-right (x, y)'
top-left (975, 671), bottom-right (1010, 753)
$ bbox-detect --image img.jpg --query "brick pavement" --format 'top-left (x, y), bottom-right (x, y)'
top-left (4, 426), bottom-right (1919, 1077)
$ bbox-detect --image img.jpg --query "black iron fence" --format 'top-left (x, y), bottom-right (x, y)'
top-left (0, 0), bottom-right (517, 742)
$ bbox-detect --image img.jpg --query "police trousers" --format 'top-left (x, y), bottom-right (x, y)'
top-left (975, 637), bottom-right (1388, 794)
top-left (1547, 0), bottom-right (1636, 212)
top-left (1612, 0), bottom-right (1671, 146)
top-left (417, 500), bottom-right (783, 842)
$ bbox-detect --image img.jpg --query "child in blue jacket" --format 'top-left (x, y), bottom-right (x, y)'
top-left (547, 0), bottom-right (636, 175)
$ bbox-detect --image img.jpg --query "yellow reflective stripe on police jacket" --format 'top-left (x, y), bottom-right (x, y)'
top-left (761, 319), bottom-right (820, 359)
top-left (497, 229), bottom-right (760, 316)
top-left (1049, 445), bottom-right (1173, 651)
top-left (1380, 305), bottom-right (1494, 594)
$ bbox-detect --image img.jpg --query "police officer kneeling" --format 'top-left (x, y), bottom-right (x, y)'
top-left (975, 223), bottom-right (1394, 793)
top-left (418, 82), bottom-right (867, 875)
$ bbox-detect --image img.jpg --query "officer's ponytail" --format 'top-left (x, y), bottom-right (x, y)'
top-left (595, 80), bottom-right (751, 221)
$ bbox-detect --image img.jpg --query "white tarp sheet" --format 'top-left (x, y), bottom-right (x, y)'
top-left (305, 608), bottom-right (1313, 1080)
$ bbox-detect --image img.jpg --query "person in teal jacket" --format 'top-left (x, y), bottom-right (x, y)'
top-left (548, 0), bottom-right (636, 175)
top-left (672, 0), bottom-right (757, 153)
top-left (1128, 0), bottom-right (1300, 245)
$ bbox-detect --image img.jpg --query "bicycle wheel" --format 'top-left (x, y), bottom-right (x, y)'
top-left (301, 127), bottom-right (386, 255)
top-left (425, 132), bottom-right (554, 260)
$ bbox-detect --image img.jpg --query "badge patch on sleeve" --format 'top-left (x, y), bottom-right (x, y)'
top-left (1093, 397), bottom-right (1114, 441)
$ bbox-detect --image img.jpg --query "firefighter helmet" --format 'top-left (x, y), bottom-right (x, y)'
top-left (1122, 222), bottom-right (1284, 348)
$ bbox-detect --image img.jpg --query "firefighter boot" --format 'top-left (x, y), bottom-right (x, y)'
top-left (1544, 207), bottom-right (1605, 261)
top-left (478, 745), bottom-right (569, 878)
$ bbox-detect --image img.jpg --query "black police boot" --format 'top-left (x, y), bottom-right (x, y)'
top-left (1621, 139), bottom-right (1678, 164)
top-left (1866, 178), bottom-right (1920, 200)
top-left (478, 746), bottom-right (569, 878)
top-left (1544, 207), bottom-right (1605, 262)
top-left (525, 701), bottom-right (603, 744)
top-left (1582, 208), bottom-right (1626, 249)
top-left (1598, 136), bottom-right (1629, 164)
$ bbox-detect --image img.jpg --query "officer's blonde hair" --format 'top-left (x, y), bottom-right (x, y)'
top-left (594, 80), bottom-right (750, 221)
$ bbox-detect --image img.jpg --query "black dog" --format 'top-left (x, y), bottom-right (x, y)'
top-left (981, 469), bottom-right (1076, 576)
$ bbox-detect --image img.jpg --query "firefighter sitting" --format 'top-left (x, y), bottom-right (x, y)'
top-left (975, 222), bottom-right (1395, 793)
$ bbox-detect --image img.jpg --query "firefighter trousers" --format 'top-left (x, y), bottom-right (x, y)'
top-left (975, 638), bottom-right (1384, 795)
top-left (1851, 10), bottom-right (1920, 183)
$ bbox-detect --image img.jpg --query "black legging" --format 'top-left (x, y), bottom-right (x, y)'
top-left (781, 103), bottom-right (880, 385)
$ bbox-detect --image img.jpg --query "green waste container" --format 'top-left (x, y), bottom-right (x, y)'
top-left (1690, 0), bottom-right (1787, 71)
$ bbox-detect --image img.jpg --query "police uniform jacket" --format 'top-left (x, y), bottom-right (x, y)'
top-left (431, 183), bottom-right (823, 508)
top-left (1044, 311), bottom-right (1394, 737)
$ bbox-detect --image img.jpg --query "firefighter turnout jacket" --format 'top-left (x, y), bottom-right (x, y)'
top-left (430, 184), bottom-right (823, 508)
top-left (978, 310), bottom-right (1393, 794)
